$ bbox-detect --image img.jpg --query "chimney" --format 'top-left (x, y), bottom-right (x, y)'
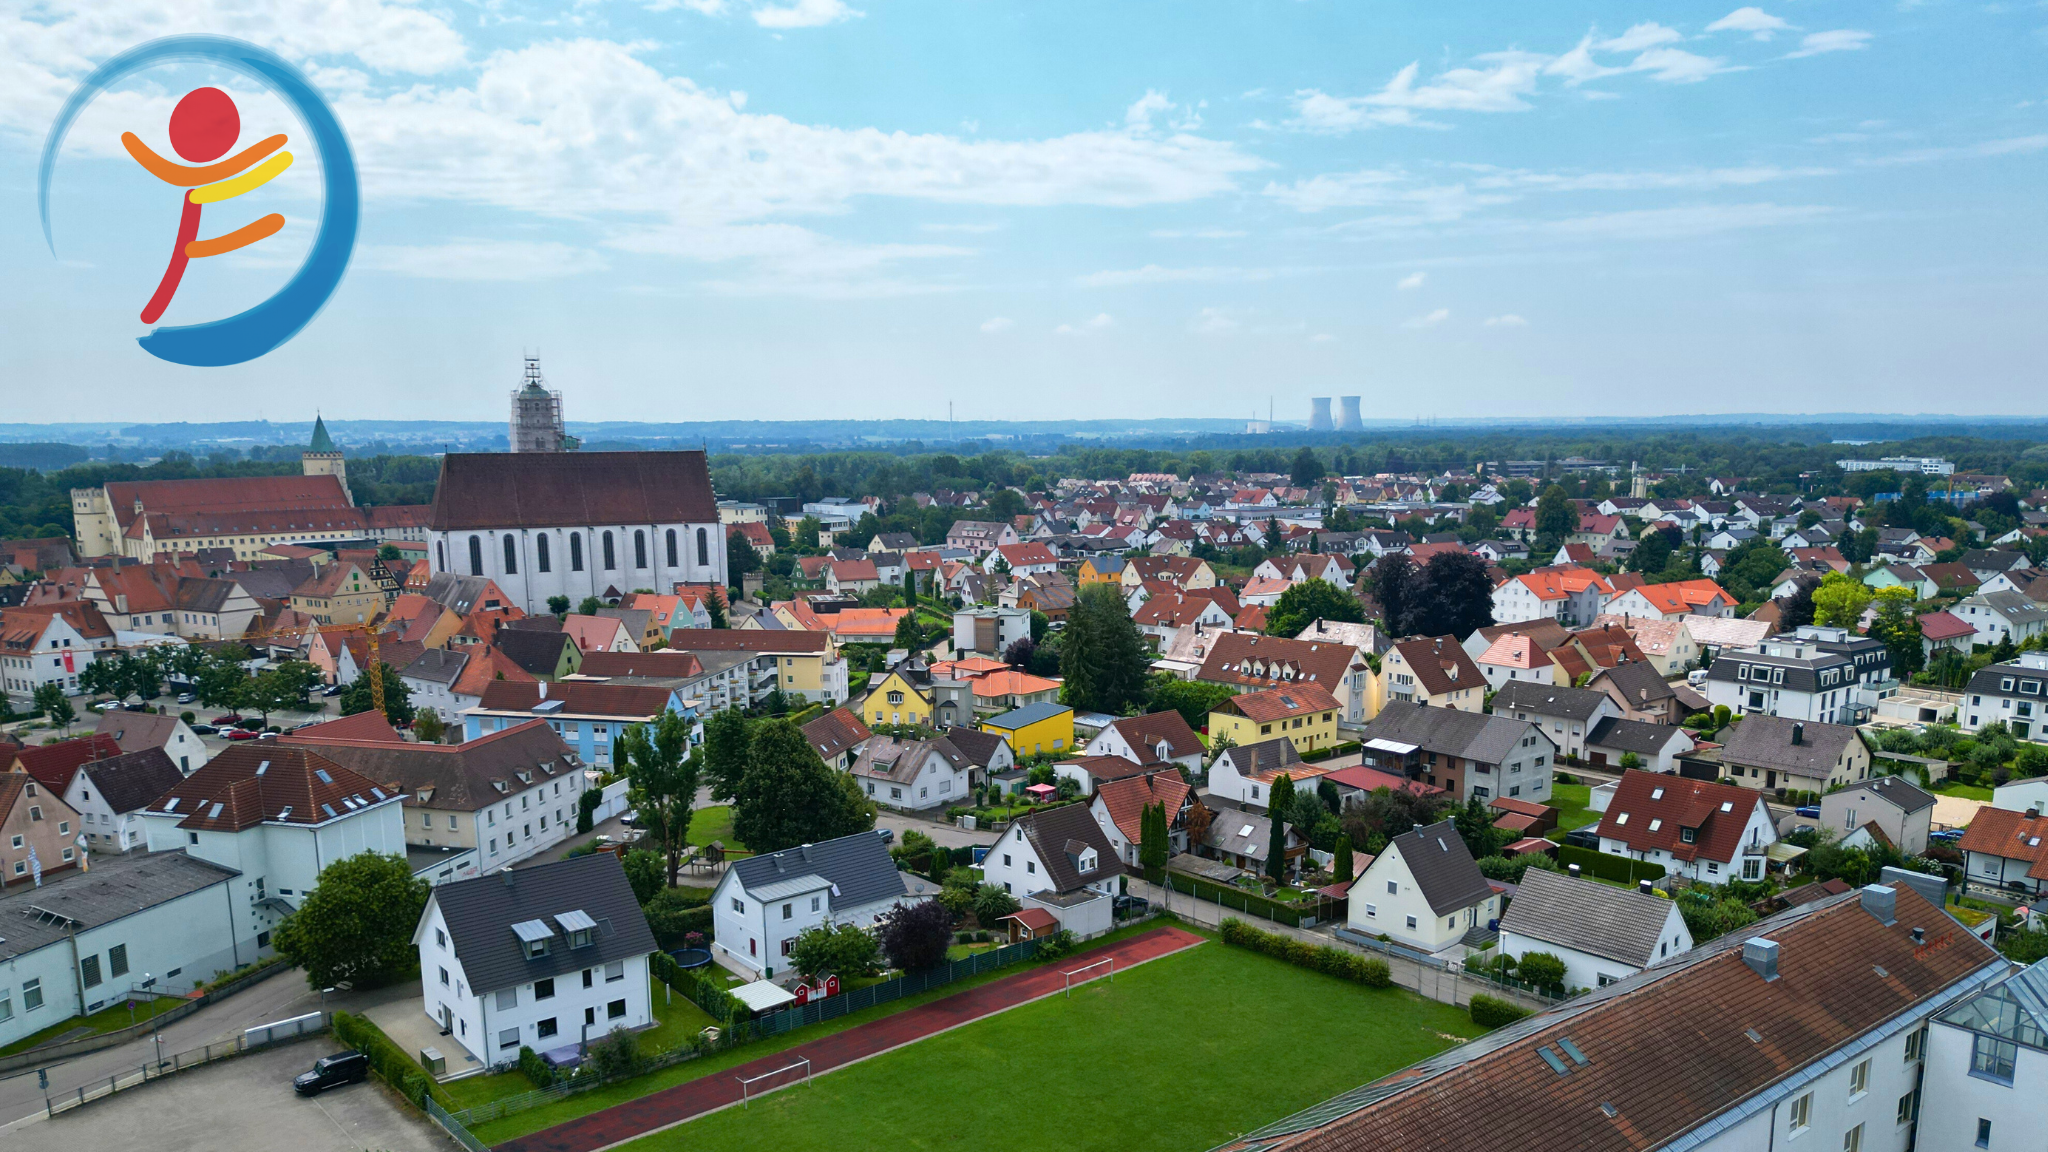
top-left (1742, 938), bottom-right (1780, 982)
top-left (1791, 722), bottom-right (1803, 746)
top-left (1638, 879), bottom-right (1654, 895)
top-left (1860, 884), bottom-right (1897, 926)
top-left (538, 681), bottom-right (548, 700)
top-left (1317, 619), bottom-right (1325, 633)
top-left (502, 867), bottom-right (516, 888)
top-left (1911, 927), bottom-right (1925, 944)
top-left (1568, 863), bottom-right (1582, 879)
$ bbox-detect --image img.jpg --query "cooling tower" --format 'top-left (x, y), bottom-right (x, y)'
top-left (1309, 397), bottom-right (1333, 431)
top-left (1336, 395), bottom-right (1362, 431)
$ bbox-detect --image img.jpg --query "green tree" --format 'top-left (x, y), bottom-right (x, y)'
top-left (1265, 578), bottom-right (1364, 638)
top-left (1534, 484), bottom-right (1576, 547)
top-left (895, 612), bottom-right (924, 649)
top-left (1407, 551), bottom-right (1497, 640)
top-left (1627, 525), bottom-right (1674, 574)
top-left (77, 656), bottom-right (120, 701)
top-left (973, 883), bottom-right (1021, 926)
top-left (706, 586), bottom-right (730, 629)
top-left (338, 663), bottom-right (414, 726)
top-left (621, 849), bottom-right (665, 904)
top-left (731, 719), bottom-right (875, 852)
top-left (877, 899), bottom-right (955, 972)
top-left (1265, 812), bottom-right (1290, 882)
top-left (272, 852), bottom-right (430, 989)
top-left (1269, 773), bottom-right (1297, 822)
top-left (547, 595), bottom-right (571, 618)
top-left (1147, 677), bottom-right (1238, 730)
top-left (1868, 586), bottom-right (1924, 678)
top-left (795, 516), bottom-right (822, 551)
top-left (1334, 835), bottom-right (1355, 883)
top-left (244, 663), bottom-right (313, 723)
top-left (726, 529), bottom-right (761, 592)
top-left (413, 709), bottom-right (446, 744)
top-left (616, 708), bottom-right (702, 885)
top-left (902, 569), bottom-right (917, 609)
top-left (701, 708), bottom-right (753, 802)
top-left (1812, 572), bottom-right (1874, 629)
top-left (1139, 801), bottom-right (1169, 871)
top-left (578, 595), bottom-right (604, 616)
top-left (196, 648), bottom-right (251, 711)
top-left (790, 922), bottom-right (882, 980)
top-left (1674, 886), bottom-right (1760, 943)
top-left (32, 682), bottom-right (73, 732)
top-left (1059, 583), bottom-right (1152, 714)
top-left (1290, 446), bottom-right (1322, 488)
top-left (1453, 795), bottom-right (1509, 859)
top-left (1515, 951), bottom-right (1567, 991)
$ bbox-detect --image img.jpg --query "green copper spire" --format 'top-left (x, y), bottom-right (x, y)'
top-left (308, 414), bottom-right (335, 453)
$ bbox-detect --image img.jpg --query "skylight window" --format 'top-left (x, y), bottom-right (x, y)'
top-left (314, 769), bottom-right (333, 784)
top-left (1615, 813), bottom-right (1629, 825)
top-left (1720, 802), bottom-right (1734, 812)
top-left (1648, 819), bottom-right (1662, 832)
top-left (1651, 788), bottom-right (1665, 800)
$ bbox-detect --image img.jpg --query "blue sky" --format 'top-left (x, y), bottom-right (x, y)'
top-left (4, 0), bottom-right (2046, 425)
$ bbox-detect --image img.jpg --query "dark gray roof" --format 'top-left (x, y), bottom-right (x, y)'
top-left (1361, 701), bottom-right (1538, 767)
top-left (1385, 818), bottom-right (1493, 916)
top-left (1205, 808), bottom-right (1279, 862)
top-left (401, 646), bottom-right (469, 687)
top-left (1213, 736), bottom-right (1302, 780)
top-left (1498, 866), bottom-right (1679, 967)
top-left (1493, 681), bottom-right (1610, 723)
top-left (942, 726), bottom-right (1008, 767)
top-left (1966, 659), bottom-right (2048, 699)
top-left (420, 572), bottom-right (502, 615)
top-left (495, 628), bottom-right (577, 676)
top-left (1586, 717), bottom-right (1690, 757)
top-left (83, 748), bottom-right (187, 815)
top-left (1017, 802), bottom-right (1124, 894)
top-left (1702, 649), bottom-right (1854, 695)
top-left (1593, 660), bottom-right (1679, 706)
top-left (0, 851), bottom-right (237, 958)
top-left (1716, 714), bottom-right (1861, 780)
top-left (730, 829), bottom-right (908, 911)
top-left (1835, 774), bottom-right (1936, 815)
top-left (430, 852), bottom-right (656, 994)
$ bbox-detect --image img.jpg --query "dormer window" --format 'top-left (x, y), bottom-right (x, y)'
top-left (527, 939), bottom-right (548, 958)
top-left (1681, 827), bottom-right (1696, 844)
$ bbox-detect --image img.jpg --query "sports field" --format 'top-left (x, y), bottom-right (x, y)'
top-left (616, 938), bottom-right (1482, 1152)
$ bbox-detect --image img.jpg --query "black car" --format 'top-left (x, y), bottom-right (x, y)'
top-left (1114, 895), bottom-right (1150, 917)
top-left (293, 1050), bottom-right (370, 1096)
top-left (874, 827), bottom-right (894, 844)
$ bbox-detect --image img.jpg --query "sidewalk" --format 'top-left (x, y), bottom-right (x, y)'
top-left (497, 926), bottom-right (1204, 1152)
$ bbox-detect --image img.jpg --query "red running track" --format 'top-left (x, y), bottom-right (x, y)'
top-left (496, 926), bottom-right (1204, 1152)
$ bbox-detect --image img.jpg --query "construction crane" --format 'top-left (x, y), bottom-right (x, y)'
top-left (237, 616), bottom-right (386, 716)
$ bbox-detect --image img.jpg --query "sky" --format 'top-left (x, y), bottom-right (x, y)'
top-left (3, 0), bottom-right (2046, 426)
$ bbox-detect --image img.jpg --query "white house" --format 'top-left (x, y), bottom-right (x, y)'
top-left (1819, 776), bottom-right (1935, 858)
top-left (51, 748), bottom-right (186, 856)
top-left (426, 451), bottom-right (727, 617)
top-left (980, 804), bottom-right (1122, 939)
top-left (1961, 652), bottom-right (2048, 740)
top-left (1594, 770), bottom-right (1778, 884)
top-left (412, 852), bottom-right (657, 1069)
top-left (1083, 711), bottom-right (1206, 775)
top-left (710, 831), bottom-right (937, 980)
top-left (1919, 958), bottom-right (2048, 1152)
top-left (849, 734), bottom-right (975, 812)
top-left (0, 601), bottom-right (116, 698)
top-left (1492, 682), bottom-right (1622, 760)
top-left (94, 708), bottom-right (209, 774)
top-left (1954, 591), bottom-right (2048, 648)
top-left (1347, 819), bottom-right (1500, 955)
top-left (1498, 867), bottom-right (1692, 991)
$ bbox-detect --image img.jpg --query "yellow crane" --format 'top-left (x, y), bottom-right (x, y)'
top-left (240, 617), bottom-right (386, 715)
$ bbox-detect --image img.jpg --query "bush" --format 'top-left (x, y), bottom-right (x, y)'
top-left (651, 950), bottom-right (747, 1026)
top-left (584, 1027), bottom-right (644, 1081)
top-left (1033, 929), bottom-right (1078, 961)
top-left (1556, 844), bottom-right (1664, 886)
top-left (518, 1044), bottom-right (556, 1088)
top-left (877, 898), bottom-right (956, 971)
top-left (645, 887), bottom-right (714, 948)
top-left (331, 1010), bottom-right (434, 1105)
top-left (180, 711), bottom-right (196, 724)
top-left (1469, 994), bottom-right (1531, 1029)
top-left (1515, 951), bottom-right (1567, 992)
top-left (972, 884), bottom-right (1021, 927)
top-left (1217, 918), bottom-right (1391, 988)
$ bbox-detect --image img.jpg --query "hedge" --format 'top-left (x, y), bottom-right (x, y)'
top-left (1219, 918), bottom-right (1391, 989)
top-left (1469, 994), bottom-right (1530, 1029)
top-left (1301, 741), bottom-right (1362, 764)
top-left (1555, 844), bottom-right (1665, 886)
top-left (518, 1045), bottom-right (556, 1088)
top-left (332, 1010), bottom-right (433, 1106)
top-left (1164, 873), bottom-right (1307, 927)
top-left (652, 950), bottom-right (747, 1027)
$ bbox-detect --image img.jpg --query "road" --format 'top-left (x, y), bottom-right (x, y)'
top-left (0, 969), bottom-right (414, 1131)
top-left (874, 808), bottom-right (998, 849)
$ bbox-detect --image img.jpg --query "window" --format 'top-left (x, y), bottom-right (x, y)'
top-left (602, 531), bottom-right (616, 570)
top-left (608, 998), bottom-right (628, 1019)
top-left (697, 527), bottom-right (710, 567)
top-left (22, 979), bottom-right (41, 1011)
top-left (497, 988), bottom-right (518, 1010)
top-left (783, 902), bottom-right (793, 920)
top-left (1896, 1092), bottom-right (1917, 1126)
top-left (109, 944), bottom-right (129, 978)
top-left (1790, 1092), bottom-right (1812, 1132)
top-left (0, 990), bottom-right (10, 1023)
top-left (1365, 903), bottom-right (1377, 916)
top-left (1003, 855), bottom-right (1012, 867)
top-left (1027, 861), bottom-right (1035, 873)
top-left (537, 534), bottom-right (551, 573)
top-left (1977, 1118), bottom-right (1991, 1148)
top-left (1849, 1058), bottom-right (1869, 1098)
top-left (1971, 1035), bottom-right (2017, 1084)
top-left (584, 1006), bottom-right (596, 1027)
top-left (571, 532), bottom-right (584, 571)
top-left (583, 968), bottom-right (594, 988)
top-left (499, 1028), bottom-right (521, 1050)
top-left (536, 1018), bottom-right (558, 1039)
top-left (811, 896), bottom-right (821, 913)
top-left (606, 961), bottom-right (625, 982)
top-left (81, 955), bottom-right (101, 988)
top-left (1842, 1123), bottom-right (1862, 1152)
top-left (667, 529), bottom-right (679, 567)
top-left (440, 967), bottom-right (450, 986)
top-left (1405, 915), bottom-right (1417, 929)
top-left (503, 534), bottom-right (518, 574)
top-left (634, 530), bottom-right (647, 569)
top-left (469, 535), bottom-right (484, 576)
top-left (534, 978), bottom-right (556, 1001)
top-left (437, 928), bottom-right (448, 948)
top-left (732, 897), bottom-right (745, 913)
top-left (1905, 1027), bottom-right (1925, 1062)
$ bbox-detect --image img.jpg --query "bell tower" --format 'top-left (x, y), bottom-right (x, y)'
top-left (302, 414), bottom-right (352, 504)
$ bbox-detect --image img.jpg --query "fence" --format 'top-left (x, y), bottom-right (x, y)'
top-left (0, 955), bottom-right (296, 1076)
top-left (427, 1094), bottom-right (493, 1152)
top-left (44, 1010), bottom-right (328, 1116)
top-left (1159, 871), bottom-right (1322, 927)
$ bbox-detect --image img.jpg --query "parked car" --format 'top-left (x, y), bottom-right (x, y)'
top-left (190, 724), bottom-right (217, 735)
top-left (620, 809), bottom-right (640, 827)
top-left (123, 701), bottom-right (152, 712)
top-left (176, 693), bottom-right (196, 705)
top-left (224, 729), bottom-right (260, 742)
top-left (873, 827), bottom-right (894, 844)
top-left (211, 714), bottom-right (243, 726)
top-left (1114, 895), bottom-right (1150, 917)
top-left (292, 1050), bottom-right (369, 1096)
top-left (321, 684), bottom-right (343, 697)
top-left (1794, 805), bottom-right (1822, 819)
top-left (93, 700), bottom-right (122, 712)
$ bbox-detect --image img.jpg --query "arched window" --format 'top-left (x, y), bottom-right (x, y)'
top-left (602, 531), bottom-right (616, 570)
top-left (634, 530), bottom-right (647, 569)
top-left (697, 527), bottom-right (709, 567)
top-left (503, 534), bottom-right (518, 575)
top-left (468, 535), bottom-right (483, 576)
top-left (666, 529), bottom-right (678, 568)
top-left (570, 533), bottom-right (584, 572)
top-left (536, 534), bottom-right (551, 573)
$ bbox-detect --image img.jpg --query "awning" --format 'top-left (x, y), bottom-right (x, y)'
top-left (1766, 842), bottom-right (1808, 863)
top-left (1364, 738), bottom-right (1419, 755)
top-left (731, 980), bottom-right (798, 1013)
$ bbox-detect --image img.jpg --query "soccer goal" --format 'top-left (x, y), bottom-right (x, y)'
top-left (735, 1056), bottom-right (812, 1108)
top-left (1062, 957), bottom-right (1115, 997)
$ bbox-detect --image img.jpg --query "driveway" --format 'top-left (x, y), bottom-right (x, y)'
top-left (6, 1040), bottom-right (451, 1152)
top-left (875, 809), bottom-right (996, 850)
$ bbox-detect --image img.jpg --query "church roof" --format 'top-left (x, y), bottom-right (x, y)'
top-left (308, 415), bottom-right (336, 453)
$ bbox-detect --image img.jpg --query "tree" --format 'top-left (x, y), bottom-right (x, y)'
top-left (77, 656), bottom-right (120, 701)
top-left (621, 849), bottom-right (665, 904)
top-left (1407, 552), bottom-right (1496, 640)
top-left (1673, 886), bottom-right (1759, 943)
top-left (701, 708), bottom-right (752, 802)
top-left (1290, 446), bottom-right (1322, 488)
top-left (338, 663), bottom-right (414, 726)
top-left (1139, 802), bottom-right (1168, 871)
top-left (616, 708), bottom-right (701, 885)
top-left (1812, 572), bottom-right (1874, 629)
top-left (1269, 773), bottom-right (1297, 822)
top-left (1265, 578), bottom-right (1364, 638)
top-left (414, 709), bottom-right (446, 744)
top-left (795, 516), bottom-right (822, 551)
top-left (244, 664), bottom-right (308, 724)
top-left (196, 648), bottom-right (251, 711)
top-left (706, 586), bottom-right (729, 629)
top-left (902, 569), bottom-right (917, 609)
top-left (1515, 951), bottom-right (1567, 992)
top-left (790, 922), bottom-right (881, 980)
top-left (32, 682), bottom-right (73, 732)
top-left (1777, 576), bottom-right (1819, 632)
top-left (1059, 583), bottom-right (1152, 714)
top-left (726, 529), bottom-right (761, 590)
top-left (731, 719), bottom-right (875, 852)
top-left (1333, 835), bottom-right (1355, 882)
top-left (547, 595), bottom-right (571, 618)
top-left (1534, 484), bottom-right (1576, 548)
top-left (876, 899), bottom-right (955, 972)
top-left (1148, 676), bottom-right (1236, 730)
top-left (973, 883), bottom-right (1021, 926)
top-left (1374, 552), bottom-right (1417, 635)
top-left (272, 851), bottom-right (430, 989)
top-left (578, 595), bottom-right (604, 616)
top-left (1869, 586), bottom-right (1925, 678)
top-left (1453, 796), bottom-right (1510, 859)
top-left (1265, 811), bottom-right (1290, 882)
top-left (896, 611), bottom-right (926, 649)
top-left (1627, 525), bottom-right (1674, 574)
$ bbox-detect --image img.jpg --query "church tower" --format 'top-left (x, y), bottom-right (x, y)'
top-left (301, 414), bottom-right (352, 505)
top-left (509, 356), bottom-right (579, 453)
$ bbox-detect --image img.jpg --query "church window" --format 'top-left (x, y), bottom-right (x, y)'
top-left (602, 531), bottom-right (616, 571)
top-left (666, 529), bottom-right (678, 568)
top-left (570, 533), bottom-right (584, 572)
top-left (697, 527), bottom-right (709, 567)
top-left (468, 535), bottom-right (483, 576)
top-left (503, 535), bottom-right (518, 574)
top-left (536, 534), bottom-right (551, 573)
top-left (634, 530), bottom-right (647, 569)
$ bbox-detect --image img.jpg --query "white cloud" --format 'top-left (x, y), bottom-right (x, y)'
top-left (1483, 313), bottom-right (1530, 327)
top-left (603, 222), bottom-right (972, 298)
top-left (1075, 264), bottom-right (1278, 287)
top-left (1535, 202), bottom-right (1835, 240)
top-left (1598, 23), bottom-right (1683, 53)
top-left (1785, 30), bottom-right (1872, 58)
top-left (1264, 168), bottom-right (1512, 221)
top-left (1707, 7), bottom-right (1794, 41)
top-left (1055, 313), bottom-right (1115, 335)
top-left (1186, 307), bottom-right (1306, 337)
top-left (980, 317), bottom-right (1014, 334)
top-left (355, 240), bottom-right (609, 281)
top-left (1150, 228), bottom-right (1248, 239)
top-left (1191, 308), bottom-right (1240, 335)
top-left (1402, 308), bottom-right (1450, 328)
top-left (1126, 90), bottom-right (1175, 129)
top-left (752, 0), bottom-right (862, 28)
top-left (1471, 164), bottom-right (1834, 192)
top-left (1397, 271), bottom-right (1427, 290)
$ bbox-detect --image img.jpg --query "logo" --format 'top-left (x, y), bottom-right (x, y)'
top-left (38, 35), bottom-right (359, 368)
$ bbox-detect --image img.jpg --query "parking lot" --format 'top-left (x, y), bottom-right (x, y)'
top-left (10, 1041), bottom-right (453, 1152)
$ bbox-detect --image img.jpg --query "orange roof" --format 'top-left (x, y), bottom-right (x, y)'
top-left (930, 656), bottom-right (1010, 680)
top-left (1477, 634), bottom-right (1544, 671)
top-left (1958, 807), bottom-right (2048, 880)
top-left (969, 669), bottom-right (1061, 699)
top-left (1228, 682), bottom-right (1340, 723)
top-left (450, 644), bottom-right (537, 698)
top-left (280, 710), bottom-right (408, 746)
top-left (832, 608), bottom-right (909, 638)
top-left (1092, 770), bottom-right (1191, 845)
top-left (623, 592), bottom-right (685, 629)
top-left (1513, 567), bottom-right (1613, 602)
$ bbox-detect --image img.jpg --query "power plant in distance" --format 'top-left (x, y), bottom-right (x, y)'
top-left (1308, 396), bottom-right (1361, 431)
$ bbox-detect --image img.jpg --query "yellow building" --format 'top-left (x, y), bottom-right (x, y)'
top-left (1208, 683), bottom-right (1341, 754)
top-left (1077, 556), bottom-right (1127, 588)
top-left (863, 665), bottom-right (933, 728)
top-left (981, 702), bottom-right (1074, 758)
top-left (289, 561), bottom-right (386, 625)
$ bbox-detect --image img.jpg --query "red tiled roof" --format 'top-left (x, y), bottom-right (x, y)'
top-left (279, 710), bottom-right (408, 746)
top-left (145, 744), bottom-right (395, 831)
top-left (1388, 635), bottom-right (1485, 698)
top-left (1917, 610), bottom-right (1975, 641)
top-left (1324, 764), bottom-right (1442, 797)
top-left (12, 733), bottom-right (124, 794)
top-left (1197, 630), bottom-right (1357, 691)
top-left (476, 680), bottom-right (676, 718)
top-left (428, 452), bottom-right (717, 531)
top-left (1092, 769), bottom-right (1191, 845)
top-left (1228, 682), bottom-right (1340, 723)
top-left (1595, 769), bottom-right (1764, 864)
top-left (1102, 711), bottom-right (1204, 761)
top-left (659, 631), bottom-right (831, 653)
top-left (1958, 806), bottom-right (2048, 879)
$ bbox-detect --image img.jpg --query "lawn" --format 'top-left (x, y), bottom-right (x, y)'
top-left (439, 975), bottom-right (719, 1111)
top-left (686, 805), bottom-right (742, 850)
top-left (1545, 783), bottom-right (1602, 842)
top-left (616, 941), bottom-right (1483, 1152)
top-left (0, 995), bottom-right (187, 1058)
top-left (1930, 779), bottom-right (1994, 802)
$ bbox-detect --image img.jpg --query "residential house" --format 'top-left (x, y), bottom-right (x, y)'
top-left (0, 601), bottom-right (116, 697)
top-left (1193, 803), bottom-right (1304, 879)
top-left (1476, 633), bottom-right (1564, 691)
top-left (1088, 769), bottom-right (1193, 867)
top-left (1864, 563), bottom-right (1939, 600)
top-left (711, 831), bottom-right (939, 979)
top-left (466, 681), bottom-right (691, 772)
top-left (1681, 613), bottom-right (1775, 659)
top-left (22, 747), bottom-right (182, 856)
top-left (1920, 956), bottom-right (2048, 1152)
top-left (1491, 568), bottom-right (1614, 628)
top-left (1714, 715), bottom-right (1871, 794)
top-left (801, 707), bottom-right (872, 771)
top-left (288, 561), bottom-right (385, 626)
top-left (1702, 638), bottom-right (1864, 726)
top-left (1492, 682), bottom-right (1623, 759)
top-left (979, 702), bottom-right (1073, 757)
top-left (1595, 769), bottom-right (1778, 883)
top-left (984, 542), bottom-right (1060, 579)
top-left (1584, 717), bottom-right (1696, 774)
top-left (1960, 652), bottom-right (2048, 739)
top-left (1208, 683), bottom-right (1341, 755)
top-left (945, 521), bottom-right (1019, 554)
top-left (0, 772), bottom-right (86, 881)
top-left (1077, 555), bottom-right (1125, 588)
top-left (1603, 578), bottom-right (1738, 622)
top-left (1196, 631), bottom-right (1370, 724)
top-left (980, 804), bottom-right (1123, 938)
top-left (1346, 818), bottom-right (1500, 955)
top-left (1131, 592), bottom-right (1234, 652)
top-left (1119, 555), bottom-right (1217, 592)
top-left (1959, 806), bottom-right (2048, 896)
top-left (1206, 736), bottom-right (1326, 809)
top-left (862, 660), bottom-right (935, 728)
top-left (1819, 776), bottom-right (1935, 858)
top-left (1356, 700), bottom-right (1555, 804)
top-left (660, 630), bottom-right (848, 706)
top-left (1918, 611), bottom-right (1977, 660)
top-left (495, 628), bottom-right (583, 682)
top-left (412, 852), bottom-right (657, 1066)
top-left (1379, 636), bottom-right (1486, 714)
top-left (561, 614), bottom-right (636, 655)
top-left (1083, 711), bottom-right (1206, 775)
top-left (825, 557), bottom-right (881, 595)
top-left (93, 709), bottom-right (208, 774)
top-left (1591, 660), bottom-right (1692, 724)
top-left (951, 607), bottom-right (1033, 658)
top-left (1498, 866), bottom-right (1693, 991)
top-left (1592, 614), bottom-right (1699, 677)
top-left (1050, 754), bottom-right (1159, 798)
top-left (1955, 591), bottom-right (2048, 647)
top-left (850, 734), bottom-right (976, 811)
top-left (1460, 618), bottom-right (1573, 662)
